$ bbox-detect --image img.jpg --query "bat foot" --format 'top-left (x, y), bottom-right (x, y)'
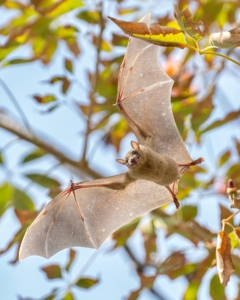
top-left (178, 157), bottom-right (204, 168)
top-left (178, 157), bottom-right (204, 174)
top-left (189, 157), bottom-right (204, 166)
top-left (165, 185), bottom-right (180, 209)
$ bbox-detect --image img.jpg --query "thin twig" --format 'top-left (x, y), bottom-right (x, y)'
top-left (124, 245), bottom-right (166, 300)
top-left (82, 1), bottom-right (105, 162)
top-left (124, 244), bottom-right (147, 272)
top-left (0, 78), bottom-right (35, 136)
top-left (149, 288), bottom-right (166, 300)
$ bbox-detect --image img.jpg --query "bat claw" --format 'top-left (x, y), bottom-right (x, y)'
top-left (174, 198), bottom-right (180, 210)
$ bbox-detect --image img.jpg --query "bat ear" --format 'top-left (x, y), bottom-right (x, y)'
top-left (116, 159), bottom-right (126, 165)
top-left (131, 141), bottom-right (140, 151)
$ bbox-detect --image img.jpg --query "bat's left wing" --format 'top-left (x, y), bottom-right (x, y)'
top-left (116, 14), bottom-right (192, 165)
top-left (19, 177), bottom-right (172, 260)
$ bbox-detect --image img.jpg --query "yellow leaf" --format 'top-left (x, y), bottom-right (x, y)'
top-left (109, 16), bottom-right (187, 49)
top-left (46, 0), bottom-right (84, 18)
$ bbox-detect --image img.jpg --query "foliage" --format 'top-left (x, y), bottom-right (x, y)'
top-left (1, 0), bottom-right (240, 299)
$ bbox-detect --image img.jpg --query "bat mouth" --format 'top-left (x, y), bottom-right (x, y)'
top-left (130, 156), bottom-right (139, 167)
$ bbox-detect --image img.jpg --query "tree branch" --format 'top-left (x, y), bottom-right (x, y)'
top-left (0, 111), bottom-right (103, 179)
top-left (124, 245), bottom-right (166, 300)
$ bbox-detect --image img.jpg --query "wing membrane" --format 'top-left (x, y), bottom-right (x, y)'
top-left (117, 14), bottom-right (191, 164)
top-left (19, 177), bottom-right (173, 260)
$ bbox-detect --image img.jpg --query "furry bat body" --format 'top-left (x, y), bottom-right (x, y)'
top-left (19, 13), bottom-right (203, 261)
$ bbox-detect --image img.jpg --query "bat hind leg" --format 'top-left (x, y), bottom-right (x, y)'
top-left (165, 185), bottom-right (180, 209)
top-left (178, 157), bottom-right (204, 174)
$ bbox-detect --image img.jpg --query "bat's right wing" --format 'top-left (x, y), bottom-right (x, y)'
top-left (19, 177), bottom-right (173, 260)
top-left (116, 14), bottom-right (192, 165)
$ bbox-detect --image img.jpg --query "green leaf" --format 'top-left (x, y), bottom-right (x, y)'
top-left (112, 218), bottom-right (140, 247)
top-left (65, 249), bottom-right (76, 271)
top-left (209, 274), bottom-right (225, 300)
top-left (201, 110), bottom-right (240, 134)
top-left (181, 205), bottom-right (198, 221)
top-left (62, 77), bottom-right (71, 94)
top-left (48, 76), bottom-right (63, 84)
top-left (191, 91), bottom-right (214, 132)
top-left (227, 164), bottom-right (240, 183)
top-left (0, 183), bottom-right (13, 216)
top-left (101, 40), bottom-right (112, 52)
top-left (13, 189), bottom-right (35, 211)
top-left (33, 94), bottom-right (57, 104)
top-left (43, 294), bottom-right (56, 300)
top-left (218, 151), bottom-right (231, 166)
top-left (183, 282), bottom-right (200, 300)
top-left (159, 252), bottom-right (186, 277)
top-left (0, 225), bottom-right (27, 257)
top-left (56, 25), bottom-right (79, 39)
top-left (46, 0), bottom-right (84, 18)
top-left (112, 33), bottom-right (128, 47)
top-left (75, 277), bottom-right (99, 289)
top-left (0, 153), bottom-right (3, 164)
top-left (77, 10), bottom-right (100, 24)
top-left (228, 231), bottom-right (239, 249)
top-left (3, 58), bottom-right (36, 67)
top-left (118, 7), bottom-right (139, 15)
top-left (133, 30), bottom-right (187, 48)
top-left (65, 58), bottom-right (73, 73)
top-left (42, 264), bottom-right (62, 279)
top-left (21, 148), bottom-right (46, 163)
top-left (65, 37), bottom-right (80, 57)
top-left (25, 173), bottom-right (61, 189)
top-left (63, 292), bottom-right (74, 300)
top-left (174, 5), bottom-right (203, 42)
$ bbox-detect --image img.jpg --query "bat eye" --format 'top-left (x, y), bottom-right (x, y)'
top-left (132, 151), bottom-right (138, 155)
top-left (125, 159), bottom-right (128, 163)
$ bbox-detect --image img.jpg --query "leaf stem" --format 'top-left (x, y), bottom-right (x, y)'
top-left (222, 210), bottom-right (240, 231)
top-left (185, 43), bottom-right (198, 51)
top-left (225, 222), bottom-right (235, 231)
top-left (201, 46), bottom-right (219, 52)
top-left (200, 50), bottom-right (240, 66)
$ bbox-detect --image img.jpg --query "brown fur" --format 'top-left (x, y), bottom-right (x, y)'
top-left (122, 143), bottom-right (180, 186)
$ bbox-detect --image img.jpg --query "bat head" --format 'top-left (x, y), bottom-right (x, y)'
top-left (116, 141), bottom-right (143, 169)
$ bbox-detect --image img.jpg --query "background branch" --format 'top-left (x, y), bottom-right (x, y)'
top-left (0, 112), bottom-right (102, 179)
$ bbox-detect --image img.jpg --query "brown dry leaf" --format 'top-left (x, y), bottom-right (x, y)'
top-left (216, 230), bottom-right (235, 286)
top-left (42, 264), bottom-right (62, 279)
top-left (14, 209), bottom-right (38, 225)
top-left (109, 16), bottom-right (181, 36)
top-left (174, 5), bottom-right (203, 41)
top-left (108, 16), bottom-right (187, 48)
top-left (234, 228), bottom-right (240, 241)
top-left (127, 273), bottom-right (157, 300)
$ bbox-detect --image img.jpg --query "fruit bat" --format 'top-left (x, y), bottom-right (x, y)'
top-left (19, 13), bottom-right (203, 261)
